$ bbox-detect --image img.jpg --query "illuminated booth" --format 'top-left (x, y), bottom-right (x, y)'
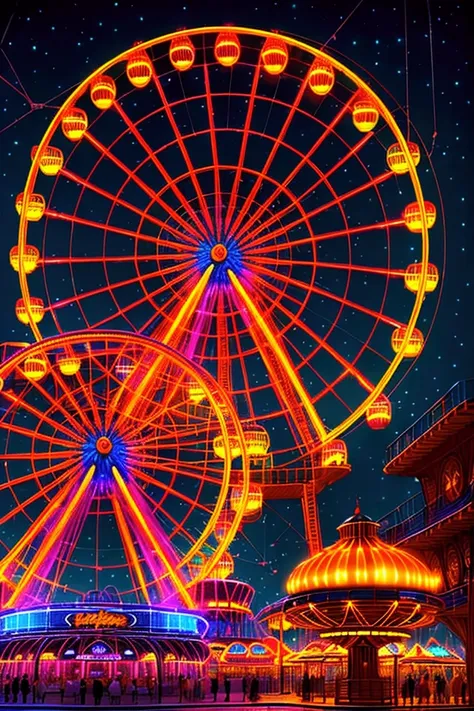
top-left (194, 578), bottom-right (285, 687)
top-left (0, 592), bottom-right (208, 697)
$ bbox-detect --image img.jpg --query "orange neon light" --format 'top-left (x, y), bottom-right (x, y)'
top-left (72, 611), bottom-right (129, 629)
top-left (112, 466), bottom-right (194, 608)
top-left (228, 269), bottom-right (327, 442)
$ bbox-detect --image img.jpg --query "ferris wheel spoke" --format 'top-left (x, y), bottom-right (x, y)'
top-left (0, 460), bottom-right (82, 510)
top-left (111, 465), bottom-right (193, 607)
top-left (251, 261), bottom-right (402, 328)
top-left (0, 390), bottom-right (84, 444)
top-left (151, 69), bottom-right (214, 236)
top-left (249, 255), bottom-right (404, 279)
top-left (84, 132), bottom-right (203, 246)
top-left (238, 132), bottom-right (376, 248)
top-left (134, 482), bottom-right (197, 547)
top-left (46, 259), bottom-right (195, 312)
top-left (229, 307), bottom-right (256, 419)
top-left (0, 464), bottom-right (83, 582)
top-left (228, 269), bottom-right (327, 444)
top-left (224, 59), bottom-right (261, 233)
top-left (127, 455), bottom-right (224, 487)
top-left (129, 467), bottom-right (212, 515)
top-left (235, 98), bottom-right (355, 244)
top-left (113, 101), bottom-right (209, 241)
top-left (44, 207), bottom-right (196, 253)
top-left (228, 73), bottom-right (310, 240)
top-left (59, 168), bottom-right (201, 249)
top-left (3, 465), bottom-right (95, 609)
top-left (113, 266), bottom-right (213, 428)
top-left (242, 171), bottom-right (394, 254)
top-left (111, 495), bottom-right (151, 604)
top-left (43, 254), bottom-right (192, 266)
top-left (263, 284), bottom-right (375, 390)
top-left (93, 265), bottom-right (199, 330)
top-left (0, 419), bottom-right (80, 450)
top-left (246, 216), bottom-right (405, 258)
top-left (217, 291), bottom-right (232, 393)
top-left (203, 61), bottom-right (222, 239)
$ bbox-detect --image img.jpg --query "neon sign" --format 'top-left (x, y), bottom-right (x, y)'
top-left (70, 611), bottom-right (129, 629)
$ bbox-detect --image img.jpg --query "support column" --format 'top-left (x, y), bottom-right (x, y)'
top-left (302, 481), bottom-right (323, 554)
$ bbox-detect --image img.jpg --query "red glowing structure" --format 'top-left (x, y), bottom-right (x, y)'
top-left (0, 332), bottom-right (250, 607)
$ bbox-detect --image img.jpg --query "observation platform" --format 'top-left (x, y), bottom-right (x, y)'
top-left (384, 379), bottom-right (474, 475)
top-left (231, 461), bottom-right (351, 499)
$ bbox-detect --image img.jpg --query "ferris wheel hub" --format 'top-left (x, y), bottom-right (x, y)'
top-left (210, 244), bottom-right (228, 263)
top-left (96, 436), bottom-right (113, 455)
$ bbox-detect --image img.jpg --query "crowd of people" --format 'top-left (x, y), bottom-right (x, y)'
top-left (401, 671), bottom-right (469, 706)
top-left (176, 673), bottom-right (261, 703)
top-left (1, 674), bottom-right (156, 705)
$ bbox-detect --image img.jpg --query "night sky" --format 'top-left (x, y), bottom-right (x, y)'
top-left (0, 0), bottom-right (472, 611)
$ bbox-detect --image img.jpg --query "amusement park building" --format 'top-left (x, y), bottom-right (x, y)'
top-left (380, 378), bottom-right (474, 700)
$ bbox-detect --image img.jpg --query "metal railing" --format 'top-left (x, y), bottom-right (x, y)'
top-left (385, 379), bottom-right (474, 464)
top-left (440, 583), bottom-right (468, 610)
top-left (335, 677), bottom-right (392, 705)
top-left (378, 482), bottom-right (474, 545)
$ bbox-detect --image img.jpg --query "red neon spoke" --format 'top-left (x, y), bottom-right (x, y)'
top-left (203, 61), bottom-right (222, 239)
top-left (113, 102), bottom-right (209, 241)
top-left (59, 167), bottom-right (201, 249)
top-left (1, 390), bottom-right (84, 443)
top-left (0, 458), bottom-right (81, 494)
top-left (248, 274), bottom-right (373, 395)
top-left (91, 266), bottom-right (197, 330)
top-left (245, 217), bottom-right (405, 257)
top-left (133, 480), bottom-right (196, 546)
top-left (111, 495), bottom-right (151, 604)
top-left (44, 207), bottom-right (196, 253)
top-left (251, 262), bottom-right (402, 328)
top-left (42, 254), bottom-right (191, 266)
top-left (47, 259), bottom-right (195, 312)
top-left (224, 60), bottom-right (261, 233)
top-left (151, 68), bottom-right (214, 235)
top-left (39, 363), bottom-right (99, 436)
top-left (130, 467), bottom-right (212, 515)
top-left (228, 75), bottom-right (310, 239)
top-left (0, 420), bottom-right (80, 450)
top-left (126, 455), bottom-right (224, 486)
top-left (0, 464), bottom-right (81, 527)
top-left (229, 305), bottom-right (256, 419)
top-left (235, 98), bottom-right (354, 244)
top-left (0, 466), bottom-right (82, 577)
top-left (5, 466), bottom-right (94, 608)
top-left (238, 132), bottom-right (374, 247)
top-left (0, 451), bottom-right (81, 464)
top-left (242, 172), bottom-right (394, 254)
top-left (84, 132), bottom-right (203, 245)
top-left (249, 255), bottom-right (405, 278)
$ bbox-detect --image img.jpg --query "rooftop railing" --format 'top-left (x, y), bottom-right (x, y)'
top-left (378, 482), bottom-right (474, 545)
top-left (385, 379), bottom-right (474, 464)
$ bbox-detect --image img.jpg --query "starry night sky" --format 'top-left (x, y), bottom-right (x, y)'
top-left (0, 0), bottom-right (473, 611)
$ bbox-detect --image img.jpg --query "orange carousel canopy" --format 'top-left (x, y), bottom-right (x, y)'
top-left (287, 506), bottom-right (441, 595)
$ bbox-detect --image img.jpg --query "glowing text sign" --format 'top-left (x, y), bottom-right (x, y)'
top-left (70, 611), bottom-right (129, 630)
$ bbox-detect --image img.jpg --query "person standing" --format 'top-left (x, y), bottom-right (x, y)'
top-left (242, 674), bottom-right (248, 702)
top-left (59, 676), bottom-right (66, 704)
top-left (3, 675), bottom-right (11, 704)
top-left (210, 675), bottom-right (218, 702)
top-left (92, 678), bottom-right (103, 706)
top-left (20, 674), bottom-right (30, 703)
top-left (401, 676), bottom-right (408, 706)
top-left (131, 678), bottom-right (138, 705)
top-left (12, 675), bottom-right (20, 703)
top-left (407, 673), bottom-right (415, 706)
top-left (224, 675), bottom-right (231, 702)
top-left (79, 678), bottom-right (87, 705)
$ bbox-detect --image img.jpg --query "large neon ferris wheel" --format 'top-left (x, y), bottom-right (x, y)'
top-left (12, 28), bottom-right (439, 465)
